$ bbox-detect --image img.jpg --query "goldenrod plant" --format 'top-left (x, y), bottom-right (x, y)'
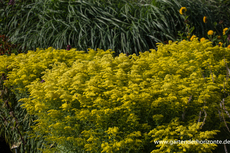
top-left (1, 38), bottom-right (230, 152)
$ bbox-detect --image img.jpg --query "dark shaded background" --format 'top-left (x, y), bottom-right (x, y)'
top-left (0, 136), bottom-right (12, 153)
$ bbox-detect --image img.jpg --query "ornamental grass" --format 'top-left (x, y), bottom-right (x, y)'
top-left (1, 0), bottom-right (217, 56)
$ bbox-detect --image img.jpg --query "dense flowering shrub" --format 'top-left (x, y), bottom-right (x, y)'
top-left (1, 39), bottom-right (230, 152)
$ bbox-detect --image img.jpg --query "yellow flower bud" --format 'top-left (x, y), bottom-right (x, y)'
top-left (219, 42), bottom-right (223, 47)
top-left (223, 28), bottom-right (228, 35)
top-left (190, 35), bottom-right (196, 41)
top-left (203, 16), bottom-right (207, 23)
top-left (207, 30), bottom-right (214, 36)
top-left (179, 7), bottom-right (187, 15)
top-left (200, 37), bottom-right (206, 42)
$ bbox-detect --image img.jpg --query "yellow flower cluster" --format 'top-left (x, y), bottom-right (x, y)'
top-left (1, 39), bottom-right (230, 152)
top-left (149, 118), bottom-right (219, 153)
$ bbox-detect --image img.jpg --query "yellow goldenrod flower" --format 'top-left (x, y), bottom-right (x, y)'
top-left (179, 7), bottom-right (187, 15)
top-left (190, 35), bottom-right (196, 41)
top-left (3, 44), bottom-right (224, 152)
top-left (203, 16), bottom-right (207, 23)
top-left (223, 28), bottom-right (228, 35)
top-left (219, 42), bottom-right (223, 47)
top-left (217, 35), bottom-right (221, 39)
top-left (227, 45), bottom-right (230, 48)
top-left (207, 30), bottom-right (214, 36)
top-left (200, 37), bottom-right (206, 42)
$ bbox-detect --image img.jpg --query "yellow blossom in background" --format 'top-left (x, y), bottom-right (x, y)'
top-left (217, 35), bottom-right (221, 39)
top-left (223, 28), bottom-right (228, 35)
top-left (228, 45), bottom-right (230, 49)
top-left (219, 42), bottom-right (223, 47)
top-left (200, 37), bottom-right (206, 42)
top-left (203, 16), bottom-right (207, 23)
top-left (207, 30), bottom-right (214, 36)
top-left (190, 35), bottom-right (196, 41)
top-left (179, 7), bottom-right (187, 15)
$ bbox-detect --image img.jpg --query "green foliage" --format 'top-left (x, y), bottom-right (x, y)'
top-left (197, 0), bottom-right (230, 28)
top-left (2, 0), bottom-right (227, 56)
top-left (175, 0), bottom-right (215, 38)
top-left (0, 0), bottom-right (36, 34)
top-left (175, 0), bottom-right (230, 43)
top-left (0, 0), bottom-right (36, 54)
top-left (175, 5), bottom-right (230, 50)
top-left (1, 39), bottom-right (230, 152)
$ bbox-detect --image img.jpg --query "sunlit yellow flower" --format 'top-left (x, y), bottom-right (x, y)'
top-left (190, 35), bottom-right (196, 41)
top-left (223, 28), bottom-right (228, 35)
top-left (227, 45), bottom-right (230, 49)
top-left (203, 16), bottom-right (207, 23)
top-left (219, 42), bottom-right (223, 47)
top-left (200, 37), bottom-right (206, 42)
top-left (207, 30), bottom-right (214, 36)
top-left (217, 35), bottom-right (221, 39)
top-left (179, 7), bottom-right (187, 15)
